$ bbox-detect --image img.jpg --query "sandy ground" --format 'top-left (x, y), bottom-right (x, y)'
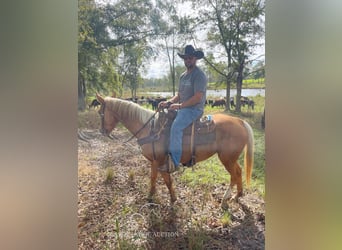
top-left (78, 128), bottom-right (265, 249)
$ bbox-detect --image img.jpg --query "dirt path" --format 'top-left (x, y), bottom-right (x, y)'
top-left (78, 128), bottom-right (265, 250)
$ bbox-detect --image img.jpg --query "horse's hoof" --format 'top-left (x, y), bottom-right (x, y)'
top-left (230, 193), bottom-right (242, 202)
top-left (221, 201), bottom-right (229, 210)
top-left (147, 196), bottom-right (153, 203)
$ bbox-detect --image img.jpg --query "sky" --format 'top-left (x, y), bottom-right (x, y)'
top-left (143, 56), bottom-right (171, 78)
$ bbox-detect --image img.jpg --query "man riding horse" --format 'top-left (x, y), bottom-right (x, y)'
top-left (95, 46), bottom-right (254, 207)
top-left (158, 45), bottom-right (207, 173)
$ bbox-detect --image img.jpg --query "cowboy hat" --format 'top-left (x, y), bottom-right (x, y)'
top-left (177, 45), bottom-right (204, 59)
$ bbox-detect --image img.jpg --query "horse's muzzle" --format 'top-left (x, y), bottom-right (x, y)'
top-left (100, 128), bottom-right (109, 137)
top-left (100, 128), bottom-right (116, 139)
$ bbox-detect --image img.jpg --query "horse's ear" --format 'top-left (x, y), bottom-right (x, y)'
top-left (96, 93), bottom-right (105, 104)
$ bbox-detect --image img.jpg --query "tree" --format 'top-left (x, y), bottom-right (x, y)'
top-left (78, 0), bottom-right (156, 110)
top-left (190, 0), bottom-right (264, 112)
top-left (119, 43), bottom-right (146, 98)
top-left (78, 0), bottom-right (104, 110)
top-left (149, 0), bottom-right (195, 95)
top-left (99, 48), bottom-right (122, 96)
top-left (248, 60), bottom-right (265, 79)
top-left (190, 0), bottom-right (238, 110)
top-left (231, 0), bottom-right (265, 112)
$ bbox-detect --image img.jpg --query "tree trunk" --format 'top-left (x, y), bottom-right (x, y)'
top-left (235, 63), bottom-right (244, 113)
top-left (78, 71), bottom-right (86, 111)
top-left (172, 45), bottom-right (176, 96)
top-left (225, 77), bottom-right (231, 111)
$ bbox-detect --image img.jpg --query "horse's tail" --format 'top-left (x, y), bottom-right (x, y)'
top-left (243, 120), bottom-right (254, 186)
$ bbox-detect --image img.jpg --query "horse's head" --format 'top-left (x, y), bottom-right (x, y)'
top-left (96, 93), bottom-right (119, 137)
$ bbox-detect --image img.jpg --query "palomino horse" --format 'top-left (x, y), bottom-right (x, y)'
top-left (96, 94), bottom-right (254, 209)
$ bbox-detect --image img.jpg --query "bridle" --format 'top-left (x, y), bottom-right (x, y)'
top-left (99, 100), bottom-right (161, 143)
top-left (98, 101), bottom-right (106, 135)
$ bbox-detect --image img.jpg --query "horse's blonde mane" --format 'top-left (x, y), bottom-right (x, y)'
top-left (105, 97), bottom-right (154, 124)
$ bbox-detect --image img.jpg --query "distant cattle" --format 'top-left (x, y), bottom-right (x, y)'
top-left (240, 96), bottom-right (255, 110)
top-left (230, 97), bottom-right (236, 108)
top-left (211, 99), bottom-right (226, 108)
top-left (123, 96), bottom-right (148, 105)
top-left (247, 100), bottom-right (255, 110)
top-left (137, 96), bottom-right (148, 105)
top-left (148, 97), bottom-right (167, 110)
top-left (240, 96), bottom-right (250, 107)
top-left (125, 97), bottom-right (139, 103)
top-left (89, 99), bottom-right (101, 109)
top-left (205, 99), bottom-right (214, 106)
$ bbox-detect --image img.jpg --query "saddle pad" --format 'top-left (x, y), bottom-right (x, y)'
top-left (182, 131), bottom-right (216, 145)
top-left (183, 115), bottom-right (216, 135)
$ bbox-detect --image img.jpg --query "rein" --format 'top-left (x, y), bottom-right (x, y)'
top-left (123, 108), bottom-right (160, 143)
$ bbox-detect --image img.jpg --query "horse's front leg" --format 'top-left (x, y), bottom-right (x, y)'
top-left (148, 161), bottom-right (159, 202)
top-left (160, 172), bottom-right (177, 204)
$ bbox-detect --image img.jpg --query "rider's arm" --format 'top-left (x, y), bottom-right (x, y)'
top-left (168, 93), bottom-right (180, 104)
top-left (179, 91), bottom-right (203, 109)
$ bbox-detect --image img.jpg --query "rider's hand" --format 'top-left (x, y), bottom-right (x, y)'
top-left (158, 101), bottom-right (168, 108)
top-left (159, 101), bottom-right (173, 108)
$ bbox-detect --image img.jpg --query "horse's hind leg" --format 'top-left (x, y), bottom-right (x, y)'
top-left (232, 162), bottom-right (243, 198)
top-left (220, 159), bottom-right (243, 209)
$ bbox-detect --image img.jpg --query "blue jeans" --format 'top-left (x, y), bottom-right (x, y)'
top-left (169, 108), bottom-right (203, 166)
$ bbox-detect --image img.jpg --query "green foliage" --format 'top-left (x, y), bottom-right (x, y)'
top-left (207, 78), bottom-right (265, 90)
top-left (105, 167), bottom-right (114, 183)
top-left (243, 78), bottom-right (265, 85)
top-left (119, 43), bottom-right (147, 98)
top-left (180, 156), bottom-right (229, 187)
top-left (78, 0), bottom-right (158, 108)
top-left (250, 129), bottom-right (265, 194)
top-left (186, 227), bottom-right (208, 249)
top-left (221, 211), bottom-right (231, 227)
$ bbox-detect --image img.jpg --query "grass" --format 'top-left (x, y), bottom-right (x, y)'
top-left (207, 78), bottom-right (265, 90)
top-left (221, 211), bottom-right (231, 227)
top-left (180, 156), bottom-right (230, 187)
top-left (105, 167), bottom-right (114, 183)
top-left (186, 228), bottom-right (208, 250)
top-left (128, 169), bottom-right (135, 183)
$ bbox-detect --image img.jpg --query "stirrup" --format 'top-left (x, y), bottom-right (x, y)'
top-left (167, 155), bottom-right (178, 173)
top-left (158, 163), bottom-right (168, 172)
